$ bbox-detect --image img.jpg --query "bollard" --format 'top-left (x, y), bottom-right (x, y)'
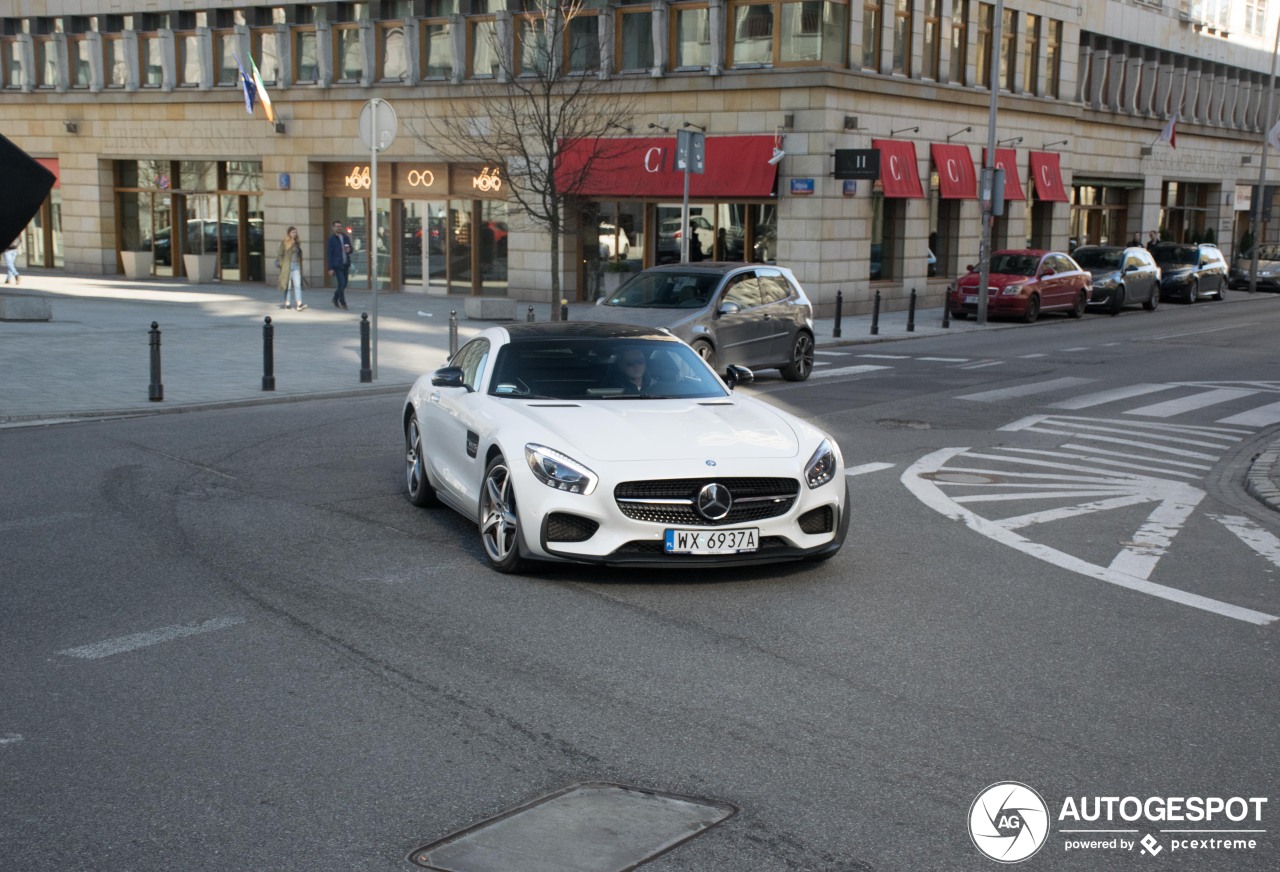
top-left (527, 305), bottom-right (535, 323)
top-left (832, 289), bottom-right (844, 338)
top-left (448, 309), bottom-right (459, 357)
top-left (907, 288), bottom-right (917, 333)
top-left (561, 298), bottom-right (569, 321)
top-left (359, 313), bottom-right (372, 383)
top-left (148, 321), bottom-right (164, 401)
top-left (262, 317), bottom-right (276, 391)
top-left (942, 288), bottom-right (952, 329)
top-left (870, 291), bottom-right (881, 336)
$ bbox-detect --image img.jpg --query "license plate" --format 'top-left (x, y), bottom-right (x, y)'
top-left (664, 527), bottom-right (759, 554)
top-left (963, 295), bottom-right (978, 304)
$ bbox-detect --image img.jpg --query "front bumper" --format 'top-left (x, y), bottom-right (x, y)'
top-left (948, 290), bottom-right (1030, 317)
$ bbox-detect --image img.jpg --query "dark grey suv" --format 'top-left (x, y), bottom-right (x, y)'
top-left (593, 263), bottom-right (816, 381)
top-left (1151, 242), bottom-right (1227, 303)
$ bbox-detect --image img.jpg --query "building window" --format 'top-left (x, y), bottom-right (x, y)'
top-left (37, 37), bottom-right (58, 87)
top-left (421, 19), bottom-right (453, 78)
top-left (891, 0), bottom-right (910, 75)
top-left (517, 14), bottom-right (550, 75)
top-left (1045, 18), bottom-right (1061, 99)
top-left (731, 2), bottom-right (775, 67)
top-left (862, 0), bottom-right (880, 70)
top-left (672, 5), bottom-right (711, 69)
top-left (4, 38), bottom-right (23, 88)
top-left (949, 0), bottom-right (967, 83)
top-left (334, 23), bottom-right (362, 81)
top-left (214, 32), bottom-right (239, 85)
top-left (999, 7), bottom-right (1015, 90)
top-left (177, 32), bottom-right (201, 86)
top-left (921, 0), bottom-right (940, 80)
top-left (379, 22), bottom-right (407, 80)
top-left (106, 36), bottom-right (127, 87)
top-left (1246, 0), bottom-right (1267, 36)
top-left (255, 30), bottom-right (282, 83)
top-left (294, 27), bottom-right (320, 82)
top-left (69, 37), bottom-right (92, 88)
top-left (617, 7), bottom-right (654, 71)
top-left (142, 35), bottom-right (163, 87)
top-left (1022, 12), bottom-right (1039, 94)
top-left (780, 1), bottom-right (846, 65)
top-left (567, 13), bottom-right (600, 73)
top-left (975, 2), bottom-right (992, 88)
top-left (469, 17), bottom-right (499, 78)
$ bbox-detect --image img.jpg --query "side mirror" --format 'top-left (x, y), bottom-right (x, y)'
top-left (1039, 268), bottom-right (1055, 278)
top-left (723, 364), bottom-right (754, 390)
top-left (430, 366), bottom-right (469, 390)
top-left (965, 264), bottom-right (976, 272)
top-left (717, 301), bottom-right (742, 316)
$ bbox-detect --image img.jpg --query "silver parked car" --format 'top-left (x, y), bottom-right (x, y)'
top-left (1073, 245), bottom-right (1161, 314)
top-left (1229, 244), bottom-right (1280, 291)
top-left (592, 262), bottom-right (816, 381)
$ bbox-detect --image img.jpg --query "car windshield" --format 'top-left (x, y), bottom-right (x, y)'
top-left (1071, 249), bottom-right (1122, 270)
top-left (988, 254), bottom-right (1039, 276)
top-left (487, 338), bottom-right (730, 401)
top-left (601, 271), bottom-right (720, 309)
top-left (1153, 245), bottom-right (1198, 267)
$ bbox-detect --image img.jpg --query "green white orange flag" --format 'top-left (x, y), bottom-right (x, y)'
top-left (248, 55), bottom-right (276, 125)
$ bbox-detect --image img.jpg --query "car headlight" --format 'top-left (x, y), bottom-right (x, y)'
top-left (804, 439), bottom-right (838, 489)
top-left (1000, 286), bottom-right (1023, 295)
top-left (525, 444), bottom-right (598, 495)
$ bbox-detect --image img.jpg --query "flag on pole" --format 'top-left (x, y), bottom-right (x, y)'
top-left (248, 55), bottom-right (276, 125)
top-left (1156, 111), bottom-right (1178, 149)
top-left (232, 52), bottom-right (256, 115)
top-left (1267, 118), bottom-right (1280, 151)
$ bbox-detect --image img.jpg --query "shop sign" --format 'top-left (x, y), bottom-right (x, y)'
top-left (395, 163), bottom-right (447, 194)
top-left (1235, 184), bottom-right (1252, 212)
top-left (834, 149), bottom-right (879, 180)
top-left (451, 164), bottom-right (506, 199)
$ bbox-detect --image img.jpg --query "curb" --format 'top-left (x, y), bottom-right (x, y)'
top-left (1245, 443), bottom-right (1280, 513)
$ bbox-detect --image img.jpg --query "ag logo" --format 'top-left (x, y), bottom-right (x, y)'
top-left (968, 782), bottom-right (1049, 863)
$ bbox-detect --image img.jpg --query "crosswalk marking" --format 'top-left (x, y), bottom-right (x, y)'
top-left (1000, 447), bottom-right (1206, 479)
top-left (1048, 383), bottom-right (1178, 410)
top-left (958, 377), bottom-right (1095, 402)
top-left (1126, 388), bottom-right (1259, 418)
top-left (813, 350), bottom-right (850, 357)
top-left (808, 364), bottom-right (891, 380)
top-left (1211, 514), bottom-right (1280, 569)
top-left (857, 353), bottom-right (911, 359)
top-left (845, 462), bottom-right (896, 477)
top-left (919, 356), bottom-right (969, 362)
top-left (958, 360), bottom-right (1005, 370)
top-left (1217, 400), bottom-right (1280, 427)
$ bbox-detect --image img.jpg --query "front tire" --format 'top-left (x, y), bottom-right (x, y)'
top-left (1143, 287), bottom-right (1160, 311)
top-left (1068, 290), bottom-right (1087, 318)
top-left (1186, 281), bottom-right (1198, 304)
top-left (405, 415), bottom-right (440, 507)
top-left (1023, 294), bottom-right (1041, 323)
top-left (479, 455), bottom-right (528, 573)
top-left (691, 338), bottom-right (717, 370)
top-left (1109, 286), bottom-right (1126, 316)
top-left (779, 331), bottom-right (814, 381)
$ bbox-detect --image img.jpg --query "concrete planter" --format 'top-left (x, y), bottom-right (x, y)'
top-left (121, 250), bottom-right (153, 279)
top-left (183, 253), bottom-right (218, 283)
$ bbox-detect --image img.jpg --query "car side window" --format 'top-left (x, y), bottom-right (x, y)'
top-left (756, 269), bottom-right (792, 305)
top-left (723, 273), bottom-right (761, 308)
top-left (451, 339), bottom-right (490, 391)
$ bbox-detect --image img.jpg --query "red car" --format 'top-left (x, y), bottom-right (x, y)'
top-left (948, 249), bottom-right (1091, 323)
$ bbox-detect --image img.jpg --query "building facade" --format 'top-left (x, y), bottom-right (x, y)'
top-left (2, 0), bottom-right (1277, 315)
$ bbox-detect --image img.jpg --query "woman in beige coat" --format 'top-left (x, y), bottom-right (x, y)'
top-left (276, 227), bottom-right (305, 310)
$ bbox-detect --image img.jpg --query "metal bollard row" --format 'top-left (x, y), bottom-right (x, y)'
top-left (262, 317), bottom-right (276, 390)
top-left (148, 322), bottom-right (164, 401)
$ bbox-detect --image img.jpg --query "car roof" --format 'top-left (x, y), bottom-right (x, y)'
top-left (993, 249), bottom-right (1052, 257)
top-left (1072, 245), bottom-right (1123, 253)
top-left (636, 261), bottom-right (763, 276)
top-left (501, 321), bottom-right (679, 342)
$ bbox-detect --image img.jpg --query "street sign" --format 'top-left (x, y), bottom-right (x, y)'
top-left (676, 129), bottom-right (705, 174)
top-left (359, 99), bottom-right (398, 152)
top-left (834, 149), bottom-right (879, 180)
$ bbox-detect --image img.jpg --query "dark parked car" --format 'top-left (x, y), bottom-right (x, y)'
top-left (1228, 244), bottom-right (1280, 291)
top-left (592, 262), bottom-right (816, 381)
top-left (947, 250), bottom-right (1091, 323)
top-left (1150, 242), bottom-right (1227, 303)
top-left (1072, 245), bottom-right (1161, 314)
top-left (147, 219), bottom-right (243, 266)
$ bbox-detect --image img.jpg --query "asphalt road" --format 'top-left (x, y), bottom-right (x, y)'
top-left (2, 296), bottom-right (1278, 871)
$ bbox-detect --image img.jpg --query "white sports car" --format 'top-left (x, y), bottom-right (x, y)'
top-left (402, 322), bottom-right (849, 572)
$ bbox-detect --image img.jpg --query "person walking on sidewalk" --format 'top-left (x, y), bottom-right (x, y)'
top-left (3, 236), bottom-right (20, 285)
top-left (326, 220), bottom-right (352, 309)
top-left (276, 226), bottom-right (306, 310)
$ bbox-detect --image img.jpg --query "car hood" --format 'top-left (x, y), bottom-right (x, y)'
top-left (588, 305), bottom-right (699, 331)
top-left (514, 397), bottom-right (802, 461)
top-left (1159, 265), bottom-right (1194, 278)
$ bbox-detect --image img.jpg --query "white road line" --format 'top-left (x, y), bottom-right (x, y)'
top-left (1144, 324), bottom-right (1242, 341)
top-left (1003, 413), bottom-right (1251, 437)
top-left (808, 364), bottom-right (892, 380)
top-left (1019, 353), bottom-right (1049, 358)
top-left (1019, 420), bottom-right (1241, 451)
top-left (1002, 446), bottom-right (1207, 478)
top-left (1061, 347), bottom-right (1091, 352)
top-left (813, 350), bottom-right (851, 357)
top-left (958, 377), bottom-right (1095, 401)
top-left (1106, 486), bottom-right (1203, 579)
top-left (995, 495), bottom-right (1154, 530)
top-left (1126, 388), bottom-right (1259, 418)
top-left (954, 489), bottom-right (1143, 503)
top-left (1048, 383), bottom-right (1179, 410)
top-left (903, 448), bottom-right (1277, 625)
top-left (1218, 400), bottom-right (1280, 427)
top-left (845, 462), bottom-right (896, 476)
top-left (1211, 514), bottom-right (1280, 569)
top-left (58, 617), bottom-right (245, 660)
top-left (1057, 444), bottom-right (1211, 473)
top-left (0, 734), bottom-right (22, 746)
top-left (857, 353), bottom-right (910, 359)
top-left (919, 356), bottom-right (970, 362)
top-left (959, 360), bottom-right (1005, 370)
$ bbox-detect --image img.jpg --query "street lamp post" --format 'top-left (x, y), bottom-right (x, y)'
top-left (977, 0), bottom-right (1004, 325)
top-left (1249, 18), bottom-right (1280, 294)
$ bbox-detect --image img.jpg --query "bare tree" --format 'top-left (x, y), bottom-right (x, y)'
top-left (415, 0), bottom-right (637, 318)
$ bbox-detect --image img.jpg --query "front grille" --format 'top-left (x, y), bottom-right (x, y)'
top-left (798, 505), bottom-right (834, 535)
top-left (615, 477), bottom-right (799, 527)
top-left (546, 512), bottom-right (599, 542)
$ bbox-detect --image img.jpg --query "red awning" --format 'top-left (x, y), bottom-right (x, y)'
top-left (556, 136), bottom-right (778, 198)
top-left (930, 144), bottom-right (976, 199)
top-left (872, 139), bottom-right (924, 198)
top-left (1029, 151), bottom-right (1068, 202)
top-left (37, 157), bottom-right (60, 189)
top-left (982, 148), bottom-right (1025, 200)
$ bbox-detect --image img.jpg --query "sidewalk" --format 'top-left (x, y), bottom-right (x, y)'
top-left (0, 270), bottom-right (996, 424)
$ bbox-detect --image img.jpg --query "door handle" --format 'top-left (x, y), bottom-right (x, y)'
top-left (429, 391), bottom-right (441, 403)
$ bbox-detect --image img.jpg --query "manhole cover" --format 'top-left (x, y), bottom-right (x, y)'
top-left (918, 471), bottom-right (1005, 485)
top-left (411, 782), bottom-right (738, 872)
